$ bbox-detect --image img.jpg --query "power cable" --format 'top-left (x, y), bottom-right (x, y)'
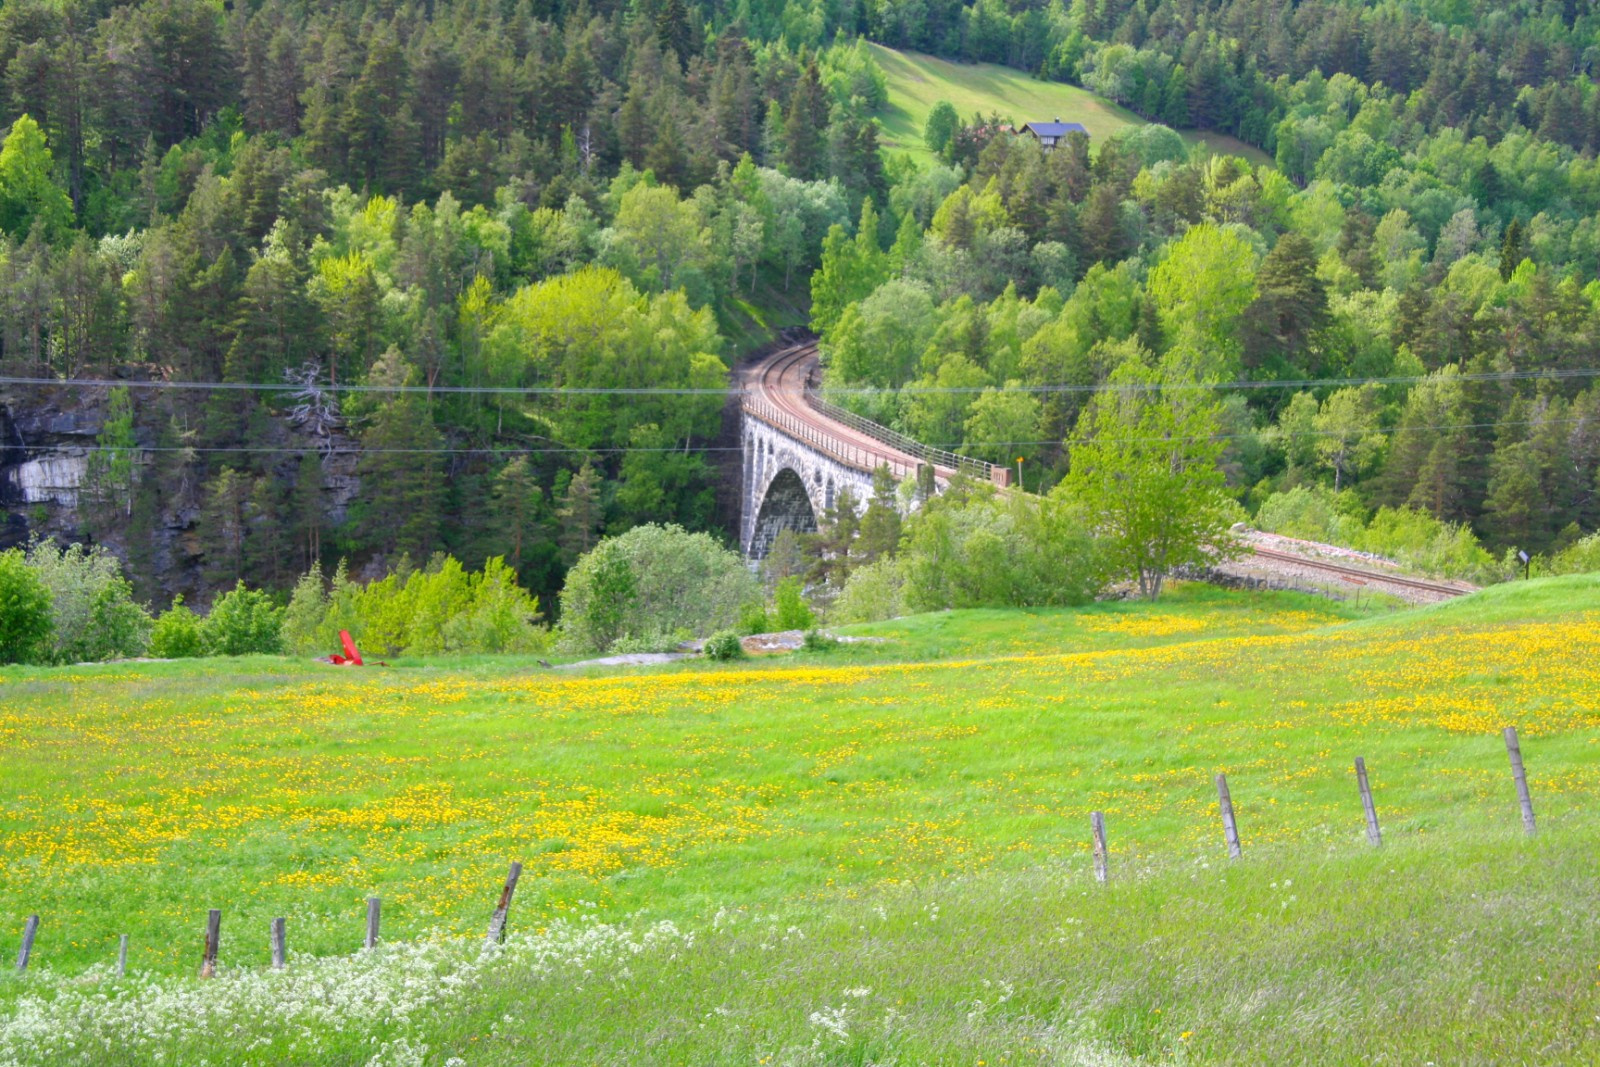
top-left (9, 414), bottom-right (1595, 456)
top-left (2, 366), bottom-right (1598, 396)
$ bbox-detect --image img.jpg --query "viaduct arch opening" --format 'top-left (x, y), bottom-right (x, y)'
top-left (748, 467), bottom-right (818, 562)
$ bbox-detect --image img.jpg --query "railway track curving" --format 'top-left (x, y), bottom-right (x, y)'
top-left (745, 342), bottom-right (1475, 603)
top-left (743, 340), bottom-right (947, 481)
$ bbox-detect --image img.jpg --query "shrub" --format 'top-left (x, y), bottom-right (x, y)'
top-left (561, 548), bottom-right (637, 653)
top-left (317, 559), bottom-right (364, 651)
top-left (738, 601), bottom-right (771, 635)
top-left (1253, 485), bottom-right (1365, 546)
top-left (280, 565), bottom-right (330, 655)
top-left (148, 596), bottom-right (204, 658)
top-left (1356, 506), bottom-right (1495, 581)
top-left (1548, 532), bottom-right (1600, 575)
top-left (609, 630), bottom-right (691, 654)
top-left (82, 580), bottom-right (152, 661)
top-left (703, 629), bottom-right (745, 661)
top-left (24, 540), bottom-right (150, 662)
top-left (902, 487), bottom-right (1100, 611)
top-left (802, 629), bottom-right (838, 652)
top-left (0, 549), bottom-right (52, 665)
top-left (559, 524), bottom-right (759, 654)
top-left (282, 557), bottom-right (548, 658)
top-left (440, 558), bottom-right (548, 654)
top-left (773, 576), bottom-right (816, 630)
top-left (1253, 487), bottom-right (1496, 582)
top-left (201, 582), bottom-right (285, 656)
top-left (831, 558), bottom-right (906, 624)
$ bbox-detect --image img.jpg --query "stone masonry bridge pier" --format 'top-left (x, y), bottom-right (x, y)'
top-left (739, 340), bottom-right (1010, 561)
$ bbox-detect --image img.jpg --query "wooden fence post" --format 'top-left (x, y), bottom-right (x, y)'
top-left (270, 918), bottom-right (286, 970)
top-left (1355, 757), bottom-right (1381, 846)
top-left (366, 898), bottom-right (381, 950)
top-left (484, 861), bottom-right (524, 950)
top-left (1216, 773), bottom-right (1242, 859)
top-left (199, 909), bottom-right (221, 978)
top-left (1090, 811), bottom-right (1109, 884)
top-left (116, 934), bottom-right (128, 978)
top-left (1504, 726), bottom-right (1537, 835)
top-left (15, 916), bottom-right (38, 973)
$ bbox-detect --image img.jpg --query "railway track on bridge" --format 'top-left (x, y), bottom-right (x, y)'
top-left (743, 341), bottom-right (1476, 601)
top-left (743, 340), bottom-right (935, 482)
top-left (743, 340), bottom-right (1001, 484)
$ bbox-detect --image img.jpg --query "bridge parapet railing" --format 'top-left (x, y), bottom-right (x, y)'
top-left (741, 394), bottom-right (918, 481)
top-left (802, 390), bottom-right (995, 481)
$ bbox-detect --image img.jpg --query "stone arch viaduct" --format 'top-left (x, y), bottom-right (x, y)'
top-left (739, 340), bottom-right (1010, 561)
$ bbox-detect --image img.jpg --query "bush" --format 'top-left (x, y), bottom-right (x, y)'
top-left (279, 565), bottom-right (330, 655)
top-left (703, 629), bottom-right (745, 661)
top-left (559, 524), bottom-right (760, 654)
top-left (24, 540), bottom-right (150, 662)
top-left (802, 629), bottom-right (838, 652)
top-left (201, 582), bottom-right (285, 656)
top-left (1253, 485), bottom-right (1365, 546)
top-left (281, 557), bottom-right (548, 658)
top-left (440, 558), bottom-right (548, 654)
top-left (739, 601), bottom-right (771, 635)
top-left (148, 596), bottom-right (204, 658)
top-left (831, 558), bottom-right (906, 624)
top-left (0, 549), bottom-right (53, 665)
top-left (773, 576), bottom-right (816, 630)
top-left (609, 631), bottom-right (690, 655)
top-left (1548, 532), bottom-right (1600, 575)
top-left (1253, 487), bottom-right (1496, 582)
top-left (81, 580), bottom-right (153, 661)
top-left (1357, 506), bottom-right (1495, 581)
top-left (902, 487), bottom-right (1100, 611)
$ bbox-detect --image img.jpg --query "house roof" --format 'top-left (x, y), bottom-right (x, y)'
top-left (1022, 120), bottom-right (1089, 137)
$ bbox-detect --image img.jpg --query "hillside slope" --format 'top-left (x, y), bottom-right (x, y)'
top-left (871, 43), bottom-right (1272, 166)
top-left (2, 581), bottom-right (1599, 1063)
top-left (2, 580), bottom-right (1596, 973)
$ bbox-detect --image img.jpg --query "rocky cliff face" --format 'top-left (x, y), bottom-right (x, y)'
top-left (0, 384), bottom-right (362, 601)
top-left (0, 385), bottom-right (108, 550)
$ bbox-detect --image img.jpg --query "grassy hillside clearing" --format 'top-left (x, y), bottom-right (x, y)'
top-left (871, 44), bottom-right (1274, 167)
top-left (1, 579), bottom-right (1598, 1062)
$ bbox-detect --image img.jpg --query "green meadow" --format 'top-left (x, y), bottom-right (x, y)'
top-left (1, 579), bottom-right (1598, 1063)
top-left (871, 43), bottom-right (1274, 167)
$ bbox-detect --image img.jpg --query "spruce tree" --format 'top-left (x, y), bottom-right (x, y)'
top-left (805, 485), bottom-right (860, 590)
top-left (782, 61), bottom-right (829, 181)
top-left (1500, 218), bottom-right (1525, 281)
top-left (199, 467), bottom-right (251, 586)
top-left (1161, 65), bottom-right (1191, 127)
top-left (294, 452), bottom-right (325, 572)
top-left (856, 466), bottom-right (903, 564)
top-left (490, 456), bottom-right (546, 572)
top-left (655, 0), bottom-right (694, 72)
top-left (557, 461), bottom-right (604, 564)
top-left (357, 357), bottom-right (445, 562)
top-left (83, 387), bottom-right (138, 534)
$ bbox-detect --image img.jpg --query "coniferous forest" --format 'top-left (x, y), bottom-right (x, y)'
top-left (3, 0), bottom-right (1600, 610)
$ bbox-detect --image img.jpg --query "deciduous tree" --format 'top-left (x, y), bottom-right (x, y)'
top-left (1062, 356), bottom-right (1238, 600)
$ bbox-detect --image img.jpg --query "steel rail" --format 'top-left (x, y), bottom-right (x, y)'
top-left (1249, 546), bottom-right (1472, 598)
top-left (743, 342), bottom-right (939, 482)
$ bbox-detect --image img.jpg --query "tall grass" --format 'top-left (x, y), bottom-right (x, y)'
top-left (2, 823), bottom-right (1593, 1065)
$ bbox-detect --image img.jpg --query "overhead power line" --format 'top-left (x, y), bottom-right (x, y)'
top-left (2, 366), bottom-right (1599, 397)
top-left (7, 414), bottom-right (1595, 458)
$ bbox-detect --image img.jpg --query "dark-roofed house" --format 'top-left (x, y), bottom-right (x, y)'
top-left (1020, 118), bottom-right (1088, 149)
